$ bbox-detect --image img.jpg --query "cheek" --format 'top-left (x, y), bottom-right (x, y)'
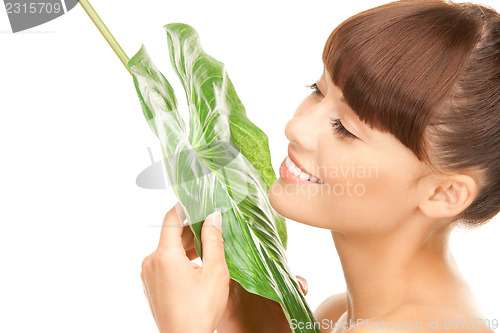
top-left (320, 142), bottom-right (418, 200)
top-left (267, 144), bottom-right (423, 231)
top-left (314, 156), bottom-right (419, 230)
top-left (267, 172), bottom-right (416, 232)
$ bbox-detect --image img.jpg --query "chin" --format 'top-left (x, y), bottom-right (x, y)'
top-left (268, 178), bottom-right (322, 229)
top-left (268, 180), bottom-right (287, 217)
top-left (269, 178), bottom-right (302, 222)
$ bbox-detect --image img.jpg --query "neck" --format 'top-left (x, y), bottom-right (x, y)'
top-left (331, 217), bottom-right (455, 320)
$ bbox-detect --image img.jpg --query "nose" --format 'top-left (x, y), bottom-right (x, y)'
top-left (284, 102), bottom-right (324, 152)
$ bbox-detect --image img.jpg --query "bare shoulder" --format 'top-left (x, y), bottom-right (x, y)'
top-left (314, 292), bottom-right (347, 324)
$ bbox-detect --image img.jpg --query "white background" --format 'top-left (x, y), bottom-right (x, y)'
top-left (1, 0), bottom-right (499, 332)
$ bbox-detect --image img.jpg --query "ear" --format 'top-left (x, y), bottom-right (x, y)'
top-left (418, 175), bottom-right (478, 219)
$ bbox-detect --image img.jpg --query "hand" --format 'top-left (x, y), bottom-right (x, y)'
top-left (141, 203), bottom-right (230, 333)
top-left (155, 202), bottom-right (309, 333)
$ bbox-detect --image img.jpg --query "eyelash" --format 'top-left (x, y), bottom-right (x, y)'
top-left (330, 118), bottom-right (357, 140)
top-left (307, 83), bottom-right (322, 95)
top-left (307, 83), bottom-right (357, 140)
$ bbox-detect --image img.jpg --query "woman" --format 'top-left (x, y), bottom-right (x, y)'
top-left (140, 0), bottom-right (500, 332)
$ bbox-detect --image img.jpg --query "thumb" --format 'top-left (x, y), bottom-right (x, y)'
top-left (296, 275), bottom-right (308, 296)
top-left (200, 210), bottom-right (227, 273)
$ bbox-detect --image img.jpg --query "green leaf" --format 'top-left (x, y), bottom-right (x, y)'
top-left (127, 23), bottom-right (319, 333)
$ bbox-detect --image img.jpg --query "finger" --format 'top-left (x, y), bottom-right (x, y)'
top-left (174, 201), bottom-right (187, 223)
top-left (140, 257), bottom-right (158, 324)
top-left (296, 275), bottom-right (308, 296)
top-left (186, 247), bottom-right (199, 261)
top-left (182, 225), bottom-right (198, 260)
top-left (200, 211), bottom-right (227, 275)
top-left (157, 203), bottom-right (185, 252)
top-left (141, 253), bottom-right (153, 273)
top-left (142, 281), bottom-right (156, 323)
top-left (181, 223), bottom-right (195, 250)
top-left (140, 269), bottom-right (150, 302)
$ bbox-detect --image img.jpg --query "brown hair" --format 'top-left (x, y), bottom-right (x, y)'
top-left (322, 0), bottom-right (500, 227)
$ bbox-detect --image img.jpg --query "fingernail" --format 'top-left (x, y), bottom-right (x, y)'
top-left (174, 201), bottom-right (187, 225)
top-left (208, 210), bottom-right (222, 231)
top-left (297, 279), bottom-right (305, 293)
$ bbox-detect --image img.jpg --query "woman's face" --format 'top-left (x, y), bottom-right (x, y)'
top-left (268, 70), bottom-right (430, 233)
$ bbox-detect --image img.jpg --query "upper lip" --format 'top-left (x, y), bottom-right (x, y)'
top-left (287, 147), bottom-right (322, 180)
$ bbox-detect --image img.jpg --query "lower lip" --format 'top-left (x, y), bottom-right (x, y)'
top-left (279, 157), bottom-right (322, 185)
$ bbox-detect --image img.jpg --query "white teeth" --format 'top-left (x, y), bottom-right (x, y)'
top-left (285, 156), bottom-right (322, 184)
top-left (291, 166), bottom-right (302, 176)
top-left (299, 173), bottom-right (309, 181)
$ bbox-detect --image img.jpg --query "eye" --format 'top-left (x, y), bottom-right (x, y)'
top-left (306, 83), bottom-right (323, 96)
top-left (330, 118), bottom-right (357, 140)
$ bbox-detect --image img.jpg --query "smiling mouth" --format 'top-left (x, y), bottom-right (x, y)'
top-left (285, 156), bottom-right (324, 184)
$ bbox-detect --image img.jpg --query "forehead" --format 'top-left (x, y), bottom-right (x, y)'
top-left (321, 69), bottom-right (347, 105)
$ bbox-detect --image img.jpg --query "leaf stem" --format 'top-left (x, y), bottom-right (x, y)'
top-left (79, 0), bottom-right (131, 75)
